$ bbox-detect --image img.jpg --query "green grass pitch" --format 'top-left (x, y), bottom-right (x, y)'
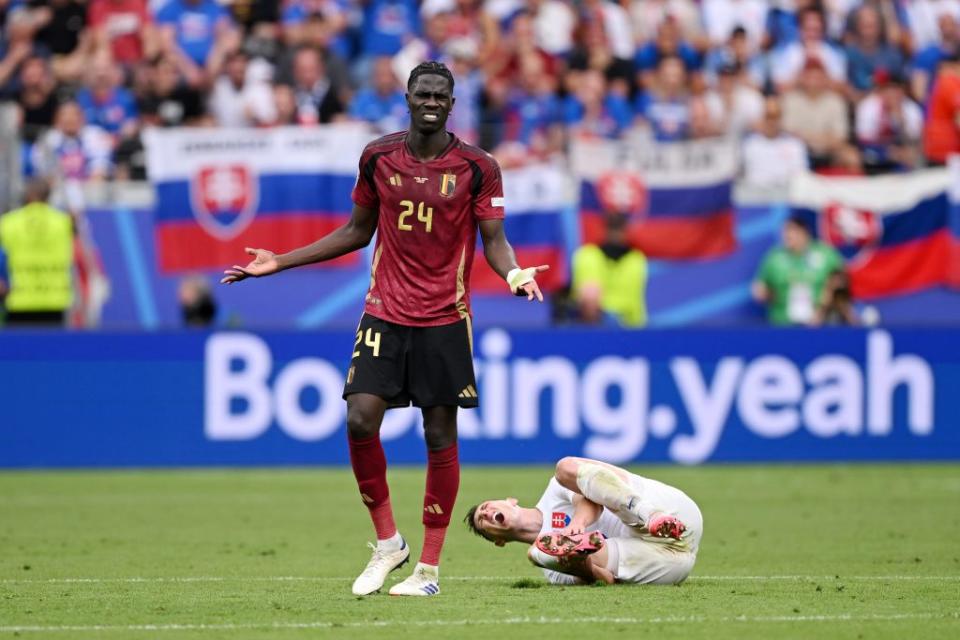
top-left (1, 464), bottom-right (959, 639)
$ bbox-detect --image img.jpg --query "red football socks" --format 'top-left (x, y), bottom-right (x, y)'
top-left (420, 443), bottom-right (460, 566)
top-left (347, 433), bottom-right (397, 541)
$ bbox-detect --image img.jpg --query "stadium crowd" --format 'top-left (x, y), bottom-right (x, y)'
top-left (1, 0), bottom-right (959, 188)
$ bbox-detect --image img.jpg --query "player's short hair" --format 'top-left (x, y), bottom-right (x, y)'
top-left (463, 504), bottom-right (496, 543)
top-left (407, 60), bottom-right (455, 93)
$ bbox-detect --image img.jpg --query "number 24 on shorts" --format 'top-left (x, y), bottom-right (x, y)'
top-left (353, 328), bottom-right (382, 358)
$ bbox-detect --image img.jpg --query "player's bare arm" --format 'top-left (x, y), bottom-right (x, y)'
top-left (563, 494), bottom-right (603, 536)
top-left (477, 218), bottom-right (549, 301)
top-left (220, 203), bottom-right (378, 284)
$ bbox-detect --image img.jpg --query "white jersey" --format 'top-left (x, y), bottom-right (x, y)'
top-left (534, 473), bottom-right (703, 585)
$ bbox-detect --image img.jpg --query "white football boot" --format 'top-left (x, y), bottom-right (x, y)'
top-left (351, 538), bottom-right (410, 595)
top-left (388, 562), bottom-right (440, 596)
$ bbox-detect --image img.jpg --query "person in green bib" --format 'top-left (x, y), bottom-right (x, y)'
top-left (752, 214), bottom-right (844, 326)
top-left (571, 213), bottom-right (648, 327)
top-left (0, 179), bottom-right (75, 327)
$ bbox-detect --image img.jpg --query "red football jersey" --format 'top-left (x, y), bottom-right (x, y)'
top-left (351, 132), bottom-right (505, 326)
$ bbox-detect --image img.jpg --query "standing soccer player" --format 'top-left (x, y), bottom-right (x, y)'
top-left (221, 61), bottom-right (548, 596)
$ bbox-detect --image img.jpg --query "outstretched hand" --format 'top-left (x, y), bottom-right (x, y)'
top-left (513, 264), bottom-right (550, 302)
top-left (220, 247), bottom-right (280, 284)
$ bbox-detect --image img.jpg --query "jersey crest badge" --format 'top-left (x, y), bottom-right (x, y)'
top-left (552, 512), bottom-right (570, 529)
top-left (190, 164), bottom-right (259, 240)
top-left (440, 173), bottom-right (456, 197)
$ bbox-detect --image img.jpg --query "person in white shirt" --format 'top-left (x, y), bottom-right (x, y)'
top-left (702, 0), bottom-right (769, 52)
top-left (856, 70), bottom-right (924, 171)
top-left (208, 49), bottom-right (276, 127)
top-left (742, 95), bottom-right (809, 189)
top-left (771, 7), bottom-right (847, 90)
top-left (466, 456), bottom-right (703, 585)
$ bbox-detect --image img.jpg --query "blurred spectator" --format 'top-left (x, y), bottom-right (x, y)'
top-left (178, 275), bottom-right (218, 327)
top-left (358, 0), bottom-right (421, 80)
top-left (15, 56), bottom-right (58, 145)
top-left (752, 214), bottom-right (844, 326)
top-left (911, 13), bottom-right (960, 104)
top-left (445, 37), bottom-right (482, 143)
top-left (23, 0), bottom-right (92, 83)
top-left (485, 10), bottom-right (558, 86)
top-left (742, 96), bottom-right (809, 189)
top-left (567, 0), bottom-right (634, 91)
top-left (75, 52), bottom-right (139, 140)
top-left (564, 69), bottom-right (632, 140)
top-left (703, 26), bottom-right (767, 89)
top-left (923, 49), bottom-right (960, 164)
top-left (856, 70), bottom-right (923, 172)
top-left (845, 3), bottom-right (905, 99)
top-left (635, 15), bottom-right (702, 90)
top-left (571, 212), bottom-right (647, 327)
top-left (491, 52), bottom-right (563, 161)
top-left (156, 0), bottom-right (237, 85)
top-left (902, 0), bottom-right (960, 52)
top-left (282, 0), bottom-right (350, 61)
top-left (87, 0), bottom-right (158, 67)
top-left (208, 48), bottom-right (276, 127)
top-left (31, 101), bottom-right (112, 182)
top-left (772, 8), bottom-right (847, 91)
top-left (630, 0), bottom-right (704, 47)
top-left (270, 82), bottom-right (298, 125)
top-left (138, 54), bottom-right (207, 127)
top-left (0, 10), bottom-right (44, 99)
top-left (704, 60), bottom-right (763, 138)
top-left (635, 55), bottom-right (694, 141)
top-left (813, 268), bottom-right (858, 326)
top-left (528, 0), bottom-right (576, 58)
top-left (702, 0), bottom-right (769, 52)
top-left (348, 55), bottom-right (407, 133)
top-left (276, 7), bottom-right (350, 90)
top-left (0, 178), bottom-right (74, 327)
top-left (782, 57), bottom-right (860, 171)
top-left (289, 45), bottom-right (345, 124)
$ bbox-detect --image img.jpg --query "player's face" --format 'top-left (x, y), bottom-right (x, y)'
top-left (406, 74), bottom-right (455, 134)
top-left (473, 498), bottom-right (519, 544)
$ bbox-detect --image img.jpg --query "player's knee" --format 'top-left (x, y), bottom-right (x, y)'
top-left (423, 423), bottom-right (457, 451)
top-left (346, 406), bottom-right (379, 440)
top-left (555, 457), bottom-right (580, 487)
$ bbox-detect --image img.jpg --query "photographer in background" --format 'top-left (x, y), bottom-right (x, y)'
top-left (813, 269), bottom-right (858, 326)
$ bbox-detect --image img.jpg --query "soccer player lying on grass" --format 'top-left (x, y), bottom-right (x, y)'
top-left (466, 456), bottom-right (703, 585)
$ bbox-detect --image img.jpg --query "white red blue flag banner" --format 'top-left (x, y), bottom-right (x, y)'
top-left (571, 137), bottom-right (738, 259)
top-left (145, 125), bottom-right (374, 272)
top-left (790, 164), bottom-right (960, 298)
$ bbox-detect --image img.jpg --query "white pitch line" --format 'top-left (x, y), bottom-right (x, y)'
top-left (1, 612), bottom-right (958, 633)
top-left (2, 575), bottom-right (959, 585)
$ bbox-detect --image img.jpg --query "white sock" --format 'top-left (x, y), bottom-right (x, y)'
top-left (414, 562), bottom-right (439, 577)
top-left (576, 463), bottom-right (651, 525)
top-left (377, 531), bottom-right (403, 552)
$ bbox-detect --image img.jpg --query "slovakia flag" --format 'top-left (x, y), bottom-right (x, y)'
top-left (789, 163), bottom-right (960, 298)
top-left (145, 126), bottom-right (374, 272)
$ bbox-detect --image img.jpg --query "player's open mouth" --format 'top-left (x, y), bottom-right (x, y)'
top-left (494, 512), bottom-right (505, 524)
top-left (422, 113), bottom-right (439, 122)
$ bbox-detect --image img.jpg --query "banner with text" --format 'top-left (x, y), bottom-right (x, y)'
top-left (572, 136), bottom-right (738, 259)
top-left (2, 328), bottom-right (957, 467)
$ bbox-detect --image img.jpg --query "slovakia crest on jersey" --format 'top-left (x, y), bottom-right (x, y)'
top-left (190, 164), bottom-right (259, 240)
top-left (820, 202), bottom-right (881, 262)
top-left (552, 512), bottom-right (570, 529)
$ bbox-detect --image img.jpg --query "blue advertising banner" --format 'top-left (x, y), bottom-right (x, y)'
top-left (1, 328), bottom-right (957, 467)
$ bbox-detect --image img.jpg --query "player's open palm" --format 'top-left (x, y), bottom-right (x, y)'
top-left (220, 247), bottom-right (280, 284)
